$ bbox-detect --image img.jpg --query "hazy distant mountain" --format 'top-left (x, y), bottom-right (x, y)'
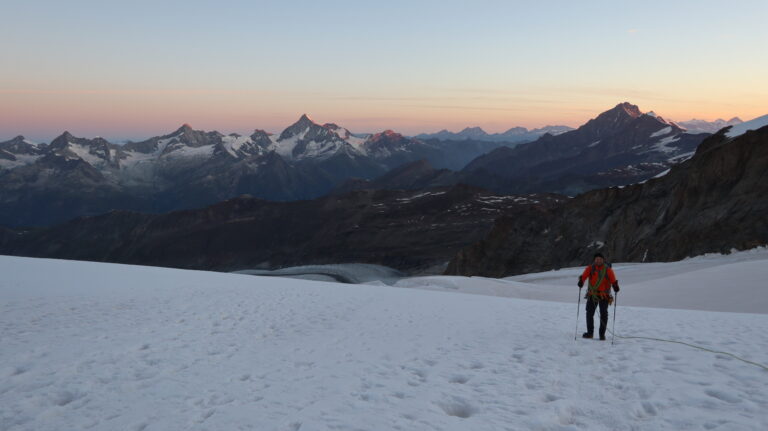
top-left (0, 105), bottom-right (735, 227)
top-left (677, 117), bottom-right (742, 134)
top-left (414, 125), bottom-right (573, 143)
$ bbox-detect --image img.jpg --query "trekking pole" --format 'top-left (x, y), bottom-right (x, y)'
top-left (611, 292), bottom-right (618, 345)
top-left (574, 286), bottom-right (582, 340)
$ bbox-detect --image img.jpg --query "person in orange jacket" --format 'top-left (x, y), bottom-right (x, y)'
top-left (577, 252), bottom-right (620, 340)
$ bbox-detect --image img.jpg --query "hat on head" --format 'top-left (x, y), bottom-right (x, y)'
top-left (593, 252), bottom-right (605, 259)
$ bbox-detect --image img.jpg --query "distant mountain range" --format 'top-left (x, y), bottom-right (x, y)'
top-left (0, 116), bottom-right (512, 226)
top-left (414, 117), bottom-right (742, 141)
top-left (414, 125), bottom-right (573, 143)
top-left (1, 104), bottom-right (761, 228)
top-left (1, 106), bottom-right (766, 275)
top-left (3, 117), bottom-right (765, 276)
top-left (349, 103), bottom-right (731, 196)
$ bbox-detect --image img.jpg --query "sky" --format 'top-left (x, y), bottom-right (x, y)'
top-left (1, 0), bottom-right (767, 142)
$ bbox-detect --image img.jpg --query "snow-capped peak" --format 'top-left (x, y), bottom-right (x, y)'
top-left (277, 114), bottom-right (321, 142)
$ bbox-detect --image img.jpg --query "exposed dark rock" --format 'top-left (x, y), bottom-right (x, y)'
top-left (0, 185), bottom-right (566, 274)
top-left (333, 159), bottom-right (456, 194)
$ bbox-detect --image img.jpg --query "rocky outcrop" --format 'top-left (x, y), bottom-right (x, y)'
top-left (446, 125), bottom-right (768, 277)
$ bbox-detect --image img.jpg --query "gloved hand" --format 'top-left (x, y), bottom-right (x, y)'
top-left (577, 277), bottom-right (584, 288)
top-left (613, 282), bottom-right (620, 292)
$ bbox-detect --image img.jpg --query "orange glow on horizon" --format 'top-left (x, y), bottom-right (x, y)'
top-left (2, 88), bottom-right (765, 141)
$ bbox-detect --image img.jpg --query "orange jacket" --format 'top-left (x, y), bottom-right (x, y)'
top-left (580, 264), bottom-right (617, 298)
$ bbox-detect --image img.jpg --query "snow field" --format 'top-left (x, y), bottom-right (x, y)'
top-left (1, 255), bottom-right (767, 430)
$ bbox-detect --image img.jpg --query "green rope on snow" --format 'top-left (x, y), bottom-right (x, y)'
top-left (607, 329), bottom-right (768, 372)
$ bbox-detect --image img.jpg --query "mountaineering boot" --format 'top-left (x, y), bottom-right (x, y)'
top-left (599, 334), bottom-right (606, 341)
top-left (582, 332), bottom-right (593, 339)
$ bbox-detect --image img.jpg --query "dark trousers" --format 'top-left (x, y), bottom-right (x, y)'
top-left (585, 297), bottom-right (609, 336)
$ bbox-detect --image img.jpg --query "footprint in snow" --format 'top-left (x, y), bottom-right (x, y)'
top-left (631, 401), bottom-right (658, 418)
top-left (704, 389), bottom-right (741, 404)
top-left (449, 374), bottom-right (470, 384)
top-left (467, 361), bottom-right (484, 370)
top-left (196, 409), bottom-right (215, 423)
top-left (436, 397), bottom-right (477, 418)
top-left (541, 393), bottom-right (560, 403)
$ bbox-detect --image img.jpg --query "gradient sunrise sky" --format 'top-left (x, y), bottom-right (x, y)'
top-left (2, 0), bottom-right (767, 142)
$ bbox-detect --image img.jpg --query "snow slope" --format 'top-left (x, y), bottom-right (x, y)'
top-left (725, 114), bottom-right (768, 138)
top-left (394, 247), bottom-right (768, 314)
top-left (1, 254), bottom-right (767, 430)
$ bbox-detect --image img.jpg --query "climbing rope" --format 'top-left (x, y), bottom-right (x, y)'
top-left (607, 329), bottom-right (768, 372)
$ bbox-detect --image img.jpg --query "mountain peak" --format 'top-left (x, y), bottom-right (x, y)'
top-left (502, 127), bottom-right (529, 135)
top-left (613, 102), bottom-right (643, 118)
top-left (574, 102), bottom-right (647, 139)
top-left (49, 131), bottom-right (77, 150)
top-left (592, 102), bottom-right (643, 124)
top-left (287, 114), bottom-right (318, 129)
top-left (458, 127), bottom-right (488, 137)
top-left (53, 131), bottom-right (76, 142)
top-left (277, 114), bottom-right (327, 142)
top-left (174, 123), bottom-right (194, 134)
top-left (374, 129), bottom-right (401, 139)
top-left (294, 114), bottom-right (316, 127)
